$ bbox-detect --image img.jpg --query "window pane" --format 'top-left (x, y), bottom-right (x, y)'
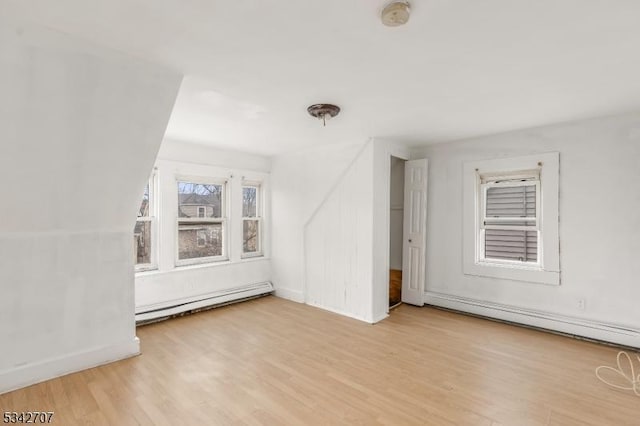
top-left (178, 182), bottom-right (222, 218)
top-left (243, 220), bottom-right (259, 253)
top-left (485, 229), bottom-right (537, 262)
top-left (486, 185), bottom-right (536, 218)
top-left (243, 186), bottom-right (257, 217)
top-left (178, 222), bottom-right (223, 259)
top-left (138, 184), bottom-right (150, 217)
top-left (134, 220), bottom-right (151, 264)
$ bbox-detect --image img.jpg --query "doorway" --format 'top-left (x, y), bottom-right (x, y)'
top-left (389, 156), bottom-right (406, 309)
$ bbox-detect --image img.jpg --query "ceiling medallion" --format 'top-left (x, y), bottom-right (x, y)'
top-left (307, 104), bottom-right (340, 126)
top-left (381, 1), bottom-right (411, 27)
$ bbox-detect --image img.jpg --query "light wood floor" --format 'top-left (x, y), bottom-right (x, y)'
top-left (1, 296), bottom-right (638, 425)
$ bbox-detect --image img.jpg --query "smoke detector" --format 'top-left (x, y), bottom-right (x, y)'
top-left (381, 1), bottom-right (411, 27)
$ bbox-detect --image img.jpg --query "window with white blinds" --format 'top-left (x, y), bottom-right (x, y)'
top-left (463, 152), bottom-right (559, 285)
top-left (480, 175), bottom-right (540, 265)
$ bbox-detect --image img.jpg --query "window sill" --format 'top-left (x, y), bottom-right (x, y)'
top-left (477, 260), bottom-right (541, 271)
top-left (135, 268), bottom-right (162, 277)
top-left (175, 256), bottom-right (230, 269)
top-left (134, 257), bottom-right (270, 278)
top-left (135, 265), bottom-right (158, 275)
top-left (171, 260), bottom-right (234, 272)
top-left (464, 261), bottom-right (560, 286)
top-left (241, 253), bottom-right (264, 261)
top-left (134, 266), bottom-right (160, 277)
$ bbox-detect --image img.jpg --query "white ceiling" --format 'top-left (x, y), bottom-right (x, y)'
top-left (5, 0), bottom-right (640, 155)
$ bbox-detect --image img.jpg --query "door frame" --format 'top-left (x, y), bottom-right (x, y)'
top-left (378, 146), bottom-right (410, 318)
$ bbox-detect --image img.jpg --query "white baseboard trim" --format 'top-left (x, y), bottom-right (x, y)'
top-left (425, 292), bottom-right (640, 348)
top-left (305, 301), bottom-right (374, 324)
top-left (135, 282), bottom-right (274, 322)
top-left (0, 337), bottom-right (140, 395)
top-left (274, 287), bottom-right (304, 303)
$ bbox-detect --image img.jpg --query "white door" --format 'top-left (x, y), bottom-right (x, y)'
top-left (402, 159), bottom-right (428, 306)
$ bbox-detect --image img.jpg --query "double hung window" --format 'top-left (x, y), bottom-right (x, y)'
top-left (480, 173), bottom-right (540, 265)
top-left (134, 173), bottom-right (157, 271)
top-left (177, 180), bottom-right (227, 265)
top-left (242, 183), bottom-right (263, 257)
top-left (463, 153), bottom-right (560, 285)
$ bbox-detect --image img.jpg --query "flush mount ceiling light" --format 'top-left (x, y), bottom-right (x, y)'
top-left (381, 1), bottom-right (411, 27)
top-left (307, 104), bottom-right (340, 126)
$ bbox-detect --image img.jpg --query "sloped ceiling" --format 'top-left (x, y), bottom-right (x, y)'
top-left (4, 0), bottom-right (640, 155)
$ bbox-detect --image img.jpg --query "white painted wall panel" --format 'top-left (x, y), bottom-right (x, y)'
top-left (288, 139), bottom-right (410, 323)
top-left (271, 142), bottom-right (366, 302)
top-left (135, 260), bottom-right (271, 311)
top-left (304, 143), bottom-right (375, 321)
top-left (0, 17), bottom-right (181, 393)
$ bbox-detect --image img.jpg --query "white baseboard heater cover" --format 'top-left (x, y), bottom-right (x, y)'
top-left (135, 281), bottom-right (274, 323)
top-left (424, 291), bottom-right (640, 349)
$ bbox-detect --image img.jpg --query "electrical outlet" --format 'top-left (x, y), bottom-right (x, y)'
top-left (577, 298), bottom-right (586, 311)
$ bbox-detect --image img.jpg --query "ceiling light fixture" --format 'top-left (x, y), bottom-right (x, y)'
top-left (307, 104), bottom-right (340, 126)
top-left (381, 1), bottom-right (411, 27)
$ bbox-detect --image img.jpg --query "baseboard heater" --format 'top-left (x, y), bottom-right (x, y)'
top-left (424, 291), bottom-right (640, 349)
top-left (135, 281), bottom-right (274, 325)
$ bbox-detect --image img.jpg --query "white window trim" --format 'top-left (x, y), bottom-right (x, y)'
top-left (135, 169), bottom-right (158, 273)
top-left (175, 176), bottom-right (229, 267)
top-left (241, 180), bottom-right (264, 259)
top-left (463, 152), bottom-right (560, 285)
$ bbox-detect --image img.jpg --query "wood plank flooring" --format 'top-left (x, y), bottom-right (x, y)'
top-left (1, 296), bottom-right (638, 425)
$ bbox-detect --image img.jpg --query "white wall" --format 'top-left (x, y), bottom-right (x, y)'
top-left (135, 140), bottom-right (271, 311)
top-left (272, 138), bottom-right (409, 323)
top-left (304, 143), bottom-right (375, 321)
top-left (389, 158), bottom-right (405, 270)
top-left (0, 18), bottom-right (181, 393)
top-left (271, 141), bottom-right (367, 302)
top-left (413, 113), bottom-right (640, 345)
